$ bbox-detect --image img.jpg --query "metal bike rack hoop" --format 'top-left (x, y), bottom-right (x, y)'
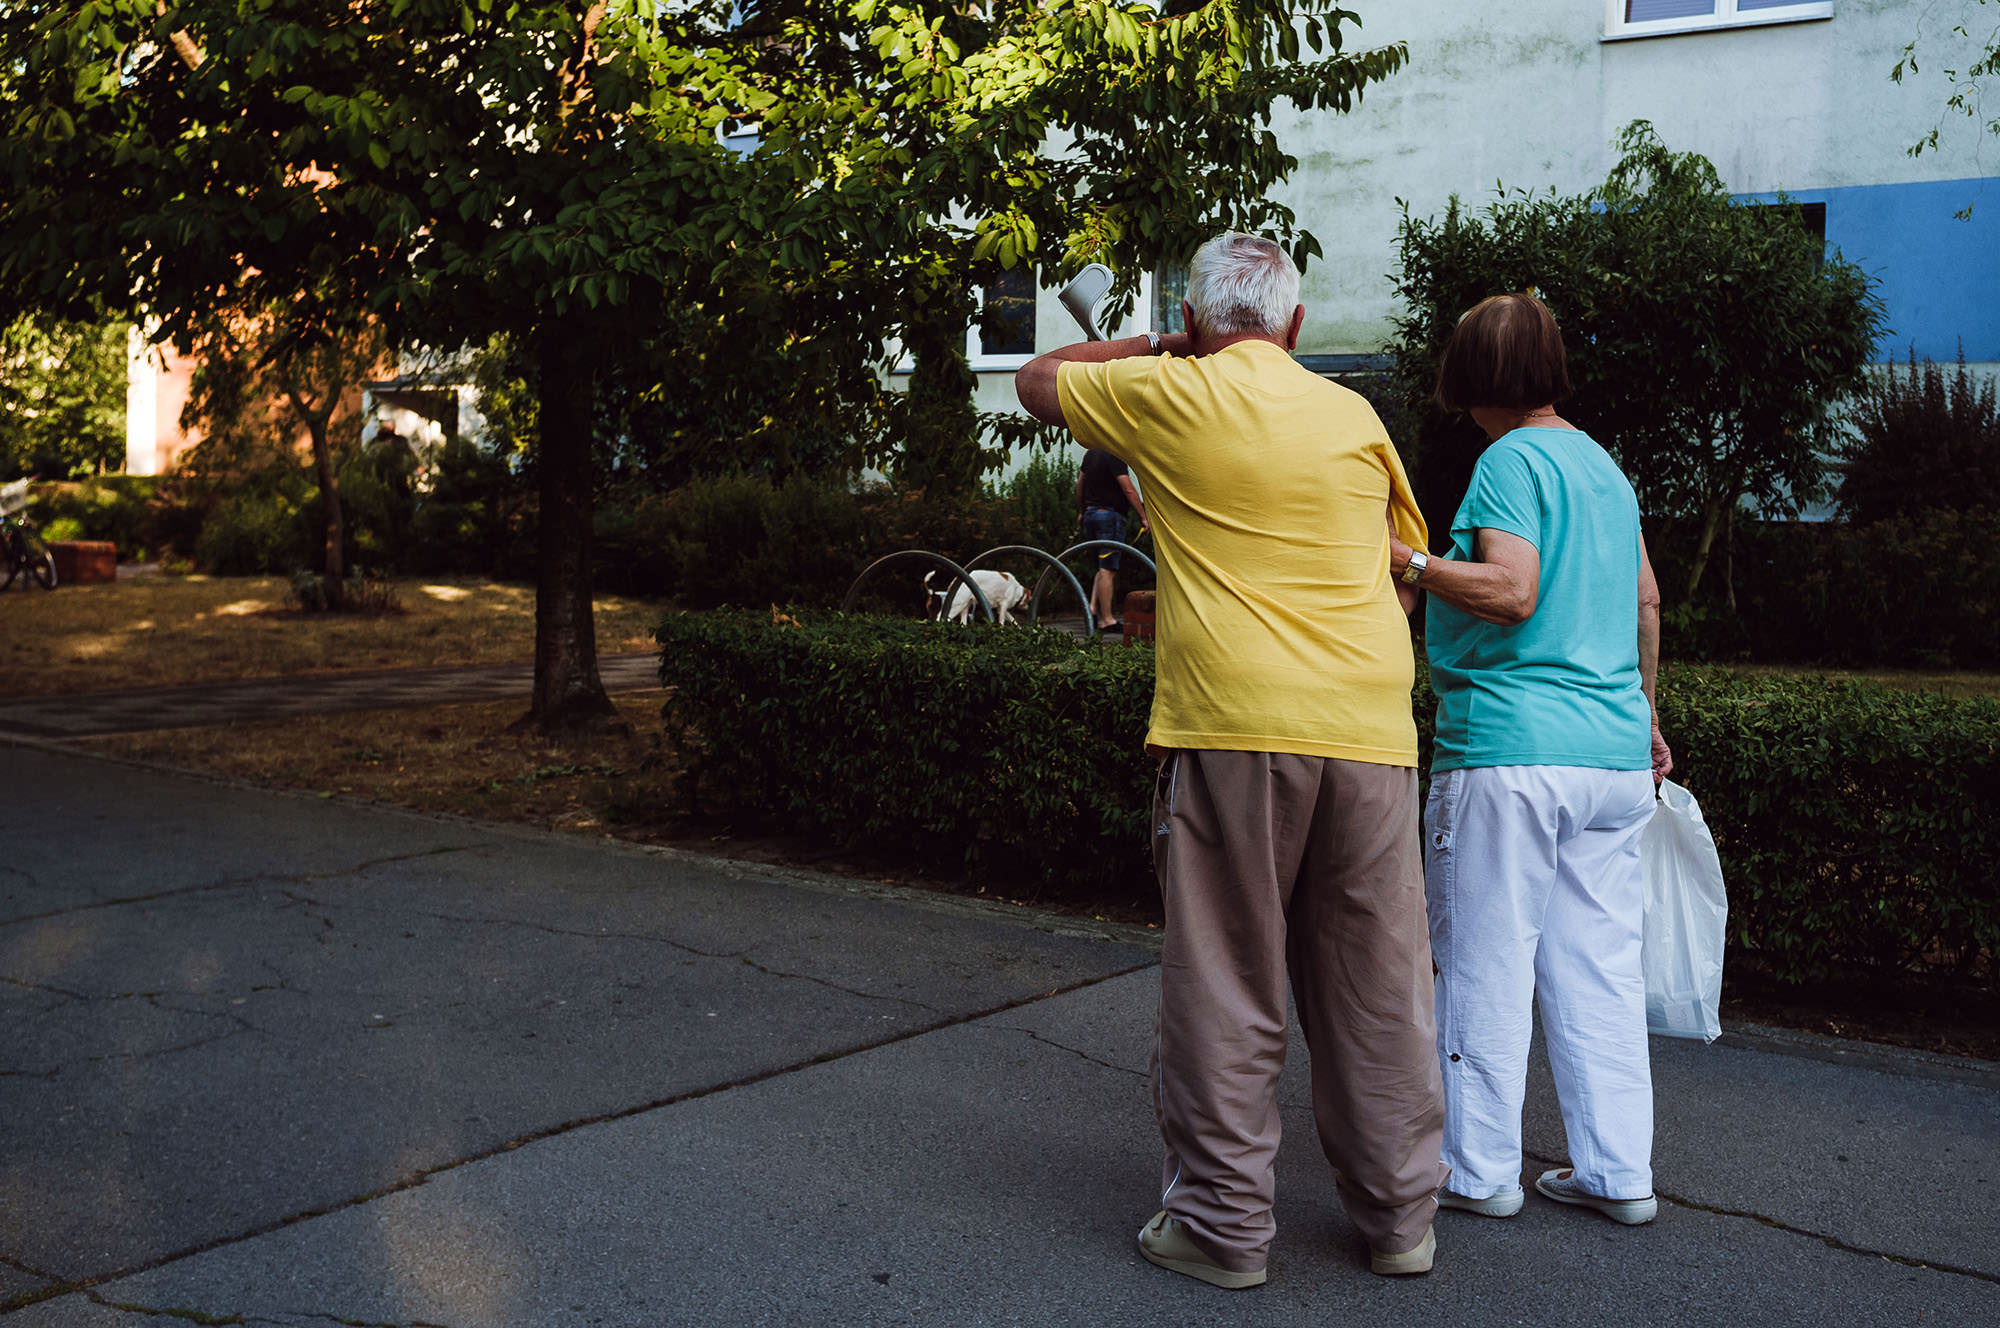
top-left (839, 549), bottom-right (994, 621)
top-left (964, 544), bottom-right (1095, 638)
top-left (1031, 539), bottom-right (1156, 639)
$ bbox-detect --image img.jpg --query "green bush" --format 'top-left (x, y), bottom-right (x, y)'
top-left (1387, 123), bottom-right (1883, 606)
top-left (336, 441), bottom-right (418, 572)
top-left (1838, 351), bottom-right (2000, 524)
top-left (659, 613), bottom-right (1998, 984)
top-left (288, 568), bottom-right (402, 614)
top-left (992, 452), bottom-right (1080, 558)
top-left (658, 610), bottom-right (1158, 902)
top-left (408, 437), bottom-right (534, 578)
top-left (24, 476), bottom-right (168, 555)
top-left (195, 480), bottom-right (313, 574)
top-left (596, 473), bottom-right (877, 607)
top-left (594, 470), bottom-right (1115, 610)
top-left (1708, 510), bottom-right (2000, 668)
top-left (1660, 667), bottom-right (2000, 980)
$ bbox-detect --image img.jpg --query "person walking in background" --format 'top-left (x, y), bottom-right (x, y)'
top-left (1388, 292), bottom-right (1674, 1228)
top-left (1077, 448), bottom-right (1146, 633)
top-left (1016, 232), bottom-right (1445, 1286)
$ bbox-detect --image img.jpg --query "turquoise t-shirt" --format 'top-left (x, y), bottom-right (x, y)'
top-left (1425, 427), bottom-right (1651, 773)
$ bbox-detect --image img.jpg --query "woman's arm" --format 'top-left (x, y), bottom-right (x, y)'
top-left (1389, 528), bottom-right (1540, 625)
top-left (1385, 509), bottom-right (1418, 616)
top-left (1639, 535), bottom-right (1672, 782)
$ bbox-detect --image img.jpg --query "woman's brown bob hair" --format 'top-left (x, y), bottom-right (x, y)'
top-left (1432, 292), bottom-right (1572, 412)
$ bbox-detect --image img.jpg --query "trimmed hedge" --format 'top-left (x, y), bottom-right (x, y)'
top-left (1659, 667), bottom-right (2000, 980)
top-left (656, 612), bottom-right (1999, 983)
top-left (658, 611), bottom-right (1157, 901)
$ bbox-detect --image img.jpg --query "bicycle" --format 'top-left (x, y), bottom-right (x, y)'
top-left (1, 478), bottom-right (58, 591)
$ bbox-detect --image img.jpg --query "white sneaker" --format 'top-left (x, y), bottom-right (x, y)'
top-left (1437, 1185), bottom-right (1525, 1218)
top-left (1535, 1168), bottom-right (1658, 1225)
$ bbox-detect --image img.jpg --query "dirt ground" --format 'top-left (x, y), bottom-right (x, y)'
top-left (0, 572), bottom-right (666, 697)
top-left (80, 691), bottom-right (1997, 1064)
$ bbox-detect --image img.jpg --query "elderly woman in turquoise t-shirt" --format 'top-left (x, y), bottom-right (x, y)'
top-left (1389, 292), bottom-right (1674, 1229)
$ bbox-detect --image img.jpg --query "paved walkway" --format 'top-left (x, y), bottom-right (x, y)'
top-left (2, 742), bottom-right (1996, 1326)
top-left (0, 653), bottom-right (664, 739)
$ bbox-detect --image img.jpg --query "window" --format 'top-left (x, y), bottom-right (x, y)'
top-left (1605, 0), bottom-right (1831, 41)
top-left (1765, 200), bottom-right (1827, 245)
top-left (1753, 199), bottom-right (1828, 268)
top-left (974, 268), bottom-right (1037, 362)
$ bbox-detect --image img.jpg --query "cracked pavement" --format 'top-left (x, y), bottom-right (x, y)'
top-left (4, 741), bottom-right (1998, 1326)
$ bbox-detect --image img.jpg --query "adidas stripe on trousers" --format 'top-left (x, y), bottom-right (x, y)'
top-left (1149, 748), bottom-right (1447, 1271)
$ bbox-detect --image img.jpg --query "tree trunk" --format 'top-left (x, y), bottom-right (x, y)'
top-left (289, 385), bottom-right (345, 609)
top-left (1723, 502), bottom-right (1738, 618)
top-left (900, 280), bottom-right (982, 498)
top-left (1684, 488), bottom-right (1736, 602)
top-left (528, 325), bottom-right (614, 732)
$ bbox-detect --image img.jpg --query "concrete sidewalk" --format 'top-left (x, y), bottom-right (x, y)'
top-left (3, 742), bottom-right (1996, 1326)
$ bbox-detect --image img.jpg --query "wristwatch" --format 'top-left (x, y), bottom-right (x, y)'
top-left (1145, 331), bottom-right (1163, 354)
top-left (1400, 550), bottom-right (1430, 585)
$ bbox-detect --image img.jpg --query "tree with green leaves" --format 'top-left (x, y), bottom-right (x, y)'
top-left (1389, 122), bottom-right (1887, 604)
top-left (178, 297), bottom-right (389, 600)
top-left (2, 0), bottom-right (1405, 728)
top-left (723, 0), bottom-right (1408, 494)
top-left (0, 312), bottom-right (127, 480)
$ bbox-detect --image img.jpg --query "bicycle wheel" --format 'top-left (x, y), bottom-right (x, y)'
top-left (29, 545), bottom-right (57, 589)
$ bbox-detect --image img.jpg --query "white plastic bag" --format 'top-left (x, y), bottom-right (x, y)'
top-left (1639, 779), bottom-right (1728, 1042)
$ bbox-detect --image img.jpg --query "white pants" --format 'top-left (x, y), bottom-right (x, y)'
top-left (1424, 764), bottom-right (1657, 1201)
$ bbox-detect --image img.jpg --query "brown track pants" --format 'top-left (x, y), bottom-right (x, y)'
top-left (1149, 748), bottom-right (1446, 1270)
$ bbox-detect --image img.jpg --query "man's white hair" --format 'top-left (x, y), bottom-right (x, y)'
top-left (1183, 232), bottom-right (1300, 338)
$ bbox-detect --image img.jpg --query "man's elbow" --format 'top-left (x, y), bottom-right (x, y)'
top-left (1015, 360), bottom-right (1065, 426)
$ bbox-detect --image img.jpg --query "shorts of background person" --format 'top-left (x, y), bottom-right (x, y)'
top-left (1082, 507), bottom-right (1126, 568)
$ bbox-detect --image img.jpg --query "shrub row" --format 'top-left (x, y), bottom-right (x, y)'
top-left (27, 449), bottom-right (1135, 600)
top-left (1719, 508), bottom-right (2000, 668)
top-left (657, 612), bottom-right (2000, 985)
top-left (593, 457), bottom-right (1150, 608)
top-left (1658, 667), bottom-right (1999, 980)
top-left (658, 611), bottom-right (1158, 905)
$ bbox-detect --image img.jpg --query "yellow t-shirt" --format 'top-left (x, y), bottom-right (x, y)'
top-left (1058, 340), bottom-right (1428, 766)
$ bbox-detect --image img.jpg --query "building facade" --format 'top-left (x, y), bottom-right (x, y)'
top-left (972, 0), bottom-right (1999, 455)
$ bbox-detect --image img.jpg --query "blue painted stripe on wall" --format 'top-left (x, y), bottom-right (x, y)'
top-left (1738, 177), bottom-right (2000, 364)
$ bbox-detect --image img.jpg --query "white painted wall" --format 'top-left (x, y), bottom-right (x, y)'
top-left (1268, 0), bottom-right (1995, 355)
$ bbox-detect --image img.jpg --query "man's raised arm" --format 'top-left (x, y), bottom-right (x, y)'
top-left (1016, 331), bottom-right (1192, 426)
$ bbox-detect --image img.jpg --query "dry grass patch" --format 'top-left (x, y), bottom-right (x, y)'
top-left (0, 574), bottom-right (666, 697)
top-left (81, 692), bottom-right (682, 835)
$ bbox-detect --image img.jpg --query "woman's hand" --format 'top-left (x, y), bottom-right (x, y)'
top-left (1651, 721), bottom-right (1673, 785)
top-left (1387, 528), bottom-right (1414, 579)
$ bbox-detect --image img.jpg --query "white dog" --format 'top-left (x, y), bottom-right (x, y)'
top-left (923, 569), bottom-right (1030, 625)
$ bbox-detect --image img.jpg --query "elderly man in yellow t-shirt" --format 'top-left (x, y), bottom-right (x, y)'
top-left (1016, 232), bottom-right (1445, 1286)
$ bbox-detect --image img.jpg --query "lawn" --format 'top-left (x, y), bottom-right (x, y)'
top-left (0, 572), bottom-right (668, 697)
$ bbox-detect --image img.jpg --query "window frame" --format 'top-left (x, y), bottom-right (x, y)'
top-left (1602, 0), bottom-right (1832, 42)
top-left (967, 268), bottom-right (1039, 371)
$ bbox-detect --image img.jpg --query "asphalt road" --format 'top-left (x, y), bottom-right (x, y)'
top-left (3, 741), bottom-right (1996, 1326)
